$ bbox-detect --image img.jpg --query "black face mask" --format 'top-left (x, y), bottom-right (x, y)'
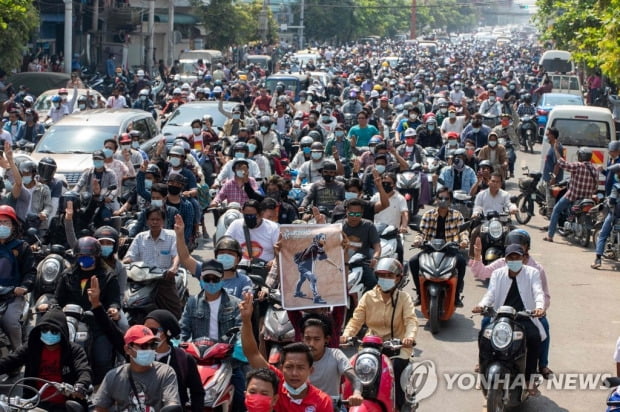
top-left (244, 214), bottom-right (258, 229)
top-left (308, 121), bottom-right (317, 127)
top-left (382, 182), bottom-right (394, 193)
top-left (323, 175), bottom-right (334, 183)
top-left (266, 191), bottom-right (281, 201)
top-left (168, 185), bottom-right (182, 196)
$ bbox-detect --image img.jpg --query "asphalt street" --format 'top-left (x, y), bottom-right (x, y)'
top-left (190, 145), bottom-right (619, 411)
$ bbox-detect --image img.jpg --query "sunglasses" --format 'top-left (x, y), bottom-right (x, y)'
top-left (201, 276), bottom-right (221, 283)
top-left (347, 212), bottom-right (362, 217)
top-left (40, 327), bottom-right (58, 334)
top-left (437, 197), bottom-right (451, 201)
top-left (148, 327), bottom-right (163, 336)
top-left (131, 342), bottom-right (158, 350)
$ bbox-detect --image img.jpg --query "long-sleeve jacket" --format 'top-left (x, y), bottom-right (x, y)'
top-left (54, 263), bottom-right (120, 310)
top-left (414, 208), bottom-right (468, 244)
top-left (180, 290), bottom-right (241, 341)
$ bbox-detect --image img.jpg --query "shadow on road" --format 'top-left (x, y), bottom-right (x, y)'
top-left (518, 394), bottom-right (570, 411)
top-left (420, 312), bottom-right (479, 343)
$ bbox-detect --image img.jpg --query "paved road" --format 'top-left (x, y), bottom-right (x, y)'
top-left (190, 145), bottom-right (618, 411)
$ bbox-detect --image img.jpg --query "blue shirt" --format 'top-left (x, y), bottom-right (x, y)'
top-left (193, 261), bottom-right (254, 299)
top-left (543, 142), bottom-right (564, 183)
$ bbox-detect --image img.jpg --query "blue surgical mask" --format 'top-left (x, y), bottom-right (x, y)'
top-left (101, 245), bottom-right (114, 257)
top-left (235, 170), bottom-right (246, 178)
top-left (132, 141), bottom-right (140, 149)
top-left (345, 191), bottom-right (358, 200)
top-left (0, 225), bottom-right (11, 239)
top-left (103, 148), bottom-right (114, 158)
top-left (472, 127), bottom-right (480, 133)
top-left (133, 349), bottom-right (156, 366)
top-left (302, 147), bottom-right (311, 154)
top-left (170, 337), bottom-right (181, 348)
top-left (488, 140), bottom-right (497, 147)
top-left (144, 179), bottom-right (153, 190)
top-left (284, 381), bottom-right (308, 396)
top-left (169, 157), bottom-right (182, 167)
top-left (234, 152), bottom-right (245, 159)
top-left (22, 176), bottom-right (32, 185)
top-left (377, 278), bottom-right (396, 292)
top-left (427, 125), bottom-right (435, 131)
top-left (216, 254), bottom-right (236, 270)
top-left (151, 199), bottom-right (163, 208)
top-left (200, 279), bottom-right (223, 294)
top-left (3, 181), bottom-right (12, 193)
top-left (260, 126), bottom-right (269, 133)
top-left (311, 152), bottom-right (322, 160)
top-left (78, 255), bottom-right (95, 268)
top-left (247, 143), bottom-right (257, 153)
top-left (506, 260), bottom-right (523, 273)
top-left (40, 331), bottom-right (61, 346)
top-left (232, 113), bottom-right (241, 120)
top-left (192, 128), bottom-right (202, 135)
top-left (376, 165), bottom-right (386, 174)
top-left (335, 131), bottom-right (344, 138)
top-left (93, 160), bottom-right (104, 169)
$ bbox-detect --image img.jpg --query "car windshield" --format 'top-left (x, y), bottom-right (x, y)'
top-left (35, 125), bottom-right (119, 153)
top-left (542, 95), bottom-right (584, 106)
top-left (551, 119), bottom-right (610, 147)
top-left (165, 105), bottom-right (229, 129)
top-left (550, 76), bottom-right (579, 91)
top-left (264, 79), bottom-right (299, 97)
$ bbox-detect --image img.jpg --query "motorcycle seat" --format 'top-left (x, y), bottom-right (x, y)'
top-left (527, 172), bottom-right (542, 179)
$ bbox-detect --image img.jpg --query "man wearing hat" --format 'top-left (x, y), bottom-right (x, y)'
top-left (440, 105), bottom-right (468, 139)
top-left (416, 116), bottom-right (442, 148)
top-left (492, 113), bottom-right (519, 178)
top-left (94, 324), bottom-right (181, 411)
top-left (210, 158), bottom-right (260, 208)
top-left (373, 95), bottom-right (393, 127)
top-left (472, 243), bottom-right (546, 396)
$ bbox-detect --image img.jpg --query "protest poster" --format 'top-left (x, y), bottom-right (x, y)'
top-left (279, 224), bottom-right (347, 310)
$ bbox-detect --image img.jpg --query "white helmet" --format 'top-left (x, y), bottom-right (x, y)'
top-left (139, 89), bottom-right (150, 97)
top-left (173, 74), bottom-right (181, 81)
top-left (181, 83), bottom-right (191, 90)
top-left (173, 87), bottom-right (182, 94)
top-left (137, 69), bottom-right (145, 77)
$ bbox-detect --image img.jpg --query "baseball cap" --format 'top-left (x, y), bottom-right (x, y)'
top-left (119, 133), bottom-right (131, 144)
top-left (505, 244), bottom-right (525, 257)
top-left (404, 128), bottom-right (417, 137)
top-left (201, 259), bottom-right (224, 278)
top-left (379, 96), bottom-right (389, 102)
top-left (124, 325), bottom-right (159, 345)
top-left (92, 150), bottom-right (105, 160)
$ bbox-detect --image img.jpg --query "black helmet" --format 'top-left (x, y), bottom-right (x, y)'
top-left (577, 147), bottom-right (592, 162)
top-left (233, 142), bottom-right (249, 154)
top-left (308, 130), bottom-right (322, 142)
top-left (505, 229), bottom-right (531, 249)
top-left (38, 157), bottom-right (57, 181)
top-left (167, 173), bottom-right (187, 185)
top-left (321, 160), bottom-right (337, 172)
top-left (145, 164), bottom-right (161, 179)
top-left (94, 226), bottom-right (119, 253)
top-left (478, 160), bottom-right (494, 171)
top-left (18, 160), bottom-right (38, 176)
top-left (259, 116), bottom-right (271, 126)
top-left (523, 93), bottom-right (532, 104)
top-left (77, 236), bottom-right (101, 257)
top-left (215, 235), bottom-right (243, 257)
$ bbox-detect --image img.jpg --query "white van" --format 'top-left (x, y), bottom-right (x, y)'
top-left (539, 50), bottom-right (574, 73)
top-left (540, 105), bottom-right (616, 190)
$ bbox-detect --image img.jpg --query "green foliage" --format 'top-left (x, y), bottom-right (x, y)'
top-left (0, 0), bottom-right (39, 72)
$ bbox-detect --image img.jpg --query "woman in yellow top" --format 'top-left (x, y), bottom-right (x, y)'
top-left (340, 257), bottom-right (419, 410)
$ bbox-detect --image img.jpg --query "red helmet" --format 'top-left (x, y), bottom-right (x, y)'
top-left (58, 88), bottom-right (68, 95)
top-left (0, 205), bottom-right (17, 223)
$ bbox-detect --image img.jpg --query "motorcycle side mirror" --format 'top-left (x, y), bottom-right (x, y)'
top-left (107, 185), bottom-right (117, 191)
top-left (27, 227), bottom-right (39, 237)
top-left (225, 326), bottom-right (240, 336)
top-left (249, 274), bottom-right (266, 288)
top-left (408, 223), bottom-right (420, 232)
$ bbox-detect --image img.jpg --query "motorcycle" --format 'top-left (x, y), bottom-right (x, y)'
top-left (341, 336), bottom-right (418, 412)
top-left (474, 211), bottom-right (511, 264)
top-left (482, 113), bottom-right (500, 128)
top-left (558, 196), bottom-right (597, 247)
top-left (0, 378), bottom-right (90, 412)
top-left (346, 253), bottom-right (367, 317)
top-left (478, 306), bottom-right (540, 412)
top-left (62, 304), bottom-right (92, 348)
top-left (605, 376), bottom-right (620, 411)
top-left (452, 190), bottom-right (474, 220)
top-left (413, 239), bottom-right (461, 334)
top-left (512, 167), bottom-right (548, 224)
top-left (396, 163), bottom-right (422, 221)
top-left (375, 222), bottom-right (399, 260)
top-left (210, 203), bottom-right (243, 247)
top-left (123, 262), bottom-right (189, 325)
top-left (518, 115), bottom-right (537, 153)
top-left (181, 328), bottom-right (239, 411)
top-left (0, 287), bottom-right (29, 359)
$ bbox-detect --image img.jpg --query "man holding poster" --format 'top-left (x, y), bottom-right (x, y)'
top-left (293, 233), bottom-right (342, 304)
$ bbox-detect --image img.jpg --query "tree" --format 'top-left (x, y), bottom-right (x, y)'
top-left (0, 0), bottom-right (39, 72)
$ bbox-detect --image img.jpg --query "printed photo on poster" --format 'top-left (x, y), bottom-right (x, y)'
top-left (279, 224), bottom-right (346, 310)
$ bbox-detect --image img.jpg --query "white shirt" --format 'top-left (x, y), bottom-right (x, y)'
top-left (614, 337), bottom-right (620, 362)
top-left (106, 95), bottom-right (127, 109)
top-left (0, 129), bottom-right (13, 145)
top-left (215, 158), bottom-right (261, 185)
top-left (47, 105), bottom-right (69, 123)
top-left (225, 218), bottom-right (280, 261)
top-left (478, 265), bottom-right (547, 341)
top-left (208, 296), bottom-right (221, 340)
top-left (371, 192), bottom-right (407, 228)
top-left (440, 116), bottom-right (466, 135)
top-left (473, 188), bottom-right (516, 216)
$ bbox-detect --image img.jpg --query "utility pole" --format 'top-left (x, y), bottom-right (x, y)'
top-left (168, 0), bottom-right (175, 66)
top-left (146, 0), bottom-right (155, 70)
top-left (410, 0), bottom-right (416, 40)
top-left (299, 0), bottom-right (304, 49)
top-left (63, 0), bottom-right (73, 73)
top-left (259, 0), bottom-right (268, 43)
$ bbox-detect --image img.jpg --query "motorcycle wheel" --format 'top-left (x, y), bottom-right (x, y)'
top-left (487, 389), bottom-right (505, 412)
top-left (429, 294), bottom-right (440, 334)
top-left (576, 219), bottom-right (591, 248)
top-left (514, 194), bottom-right (532, 225)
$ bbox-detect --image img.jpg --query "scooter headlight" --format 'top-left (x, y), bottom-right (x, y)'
top-left (491, 322), bottom-right (513, 350)
top-left (204, 363), bottom-right (232, 406)
top-left (41, 259), bottom-right (61, 283)
top-left (355, 354), bottom-right (379, 385)
top-left (488, 220), bottom-right (503, 239)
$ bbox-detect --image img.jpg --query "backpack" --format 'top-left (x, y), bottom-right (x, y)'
top-left (0, 239), bottom-right (23, 286)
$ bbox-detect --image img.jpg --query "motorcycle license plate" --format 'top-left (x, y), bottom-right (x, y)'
top-left (531, 193), bottom-right (536, 199)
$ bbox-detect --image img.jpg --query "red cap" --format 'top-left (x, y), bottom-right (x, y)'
top-left (124, 325), bottom-right (158, 345)
top-left (422, 112), bottom-right (436, 123)
top-left (379, 96), bottom-right (389, 101)
top-left (447, 131), bottom-right (459, 140)
top-left (119, 133), bottom-right (131, 143)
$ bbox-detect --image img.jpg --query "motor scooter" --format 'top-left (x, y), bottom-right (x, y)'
top-left (210, 203), bottom-right (243, 247)
top-left (123, 262), bottom-right (189, 325)
top-left (478, 306), bottom-right (540, 412)
top-left (341, 336), bottom-right (418, 412)
top-left (518, 115), bottom-right (537, 153)
top-left (182, 328), bottom-right (239, 411)
top-left (396, 163), bottom-right (422, 221)
top-left (604, 376), bottom-right (620, 411)
top-left (558, 196), bottom-right (597, 247)
top-left (473, 211), bottom-right (511, 264)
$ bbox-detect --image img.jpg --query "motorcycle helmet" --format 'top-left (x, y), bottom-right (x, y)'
top-left (577, 147), bottom-right (593, 162)
top-left (77, 236), bottom-right (101, 257)
top-left (308, 130), bottom-right (322, 142)
top-left (505, 229), bottom-right (531, 250)
top-left (51, 95), bottom-right (62, 103)
top-left (168, 145), bottom-right (185, 158)
top-left (215, 235), bottom-right (243, 257)
top-left (321, 160), bottom-right (337, 172)
top-left (18, 160), bottom-right (38, 176)
top-left (145, 164), bottom-right (161, 179)
top-left (453, 148), bottom-right (466, 158)
top-left (369, 136), bottom-right (382, 146)
top-left (94, 226), bottom-right (119, 254)
top-left (0, 205), bottom-right (18, 226)
top-left (300, 136), bottom-right (314, 148)
top-left (375, 257), bottom-right (403, 277)
top-left (139, 89), bottom-right (150, 97)
top-left (478, 160), bottom-right (494, 171)
top-left (233, 142), bottom-right (249, 156)
top-left (609, 141), bottom-right (620, 152)
top-left (523, 94), bottom-right (532, 104)
top-left (167, 173), bottom-right (188, 186)
top-left (38, 157), bottom-right (57, 182)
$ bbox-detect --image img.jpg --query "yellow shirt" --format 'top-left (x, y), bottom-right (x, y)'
top-left (343, 287), bottom-right (419, 359)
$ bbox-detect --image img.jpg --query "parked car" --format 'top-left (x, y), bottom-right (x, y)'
top-left (161, 101), bottom-right (246, 138)
top-left (35, 88), bottom-right (105, 113)
top-left (536, 92), bottom-right (585, 136)
top-left (7, 72), bottom-right (71, 97)
top-left (28, 109), bottom-right (162, 186)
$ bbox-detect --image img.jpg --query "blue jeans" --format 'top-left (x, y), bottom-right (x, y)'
top-left (596, 212), bottom-right (614, 256)
top-left (548, 196), bottom-right (571, 238)
top-left (481, 315), bottom-right (550, 368)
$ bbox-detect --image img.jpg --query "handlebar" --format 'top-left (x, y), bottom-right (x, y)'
top-left (0, 378), bottom-right (90, 409)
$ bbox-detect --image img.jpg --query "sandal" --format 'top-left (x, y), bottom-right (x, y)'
top-left (527, 387), bottom-right (541, 397)
top-left (539, 367), bottom-right (554, 379)
top-left (542, 236), bottom-right (553, 242)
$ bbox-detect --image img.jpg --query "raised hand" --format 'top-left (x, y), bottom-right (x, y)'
top-left (173, 214), bottom-right (184, 237)
top-left (238, 291), bottom-right (254, 321)
top-left (87, 275), bottom-right (101, 307)
top-left (65, 200), bottom-right (74, 220)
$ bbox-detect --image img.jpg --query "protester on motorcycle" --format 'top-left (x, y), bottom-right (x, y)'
top-left (469, 160), bottom-right (494, 196)
top-left (132, 89), bottom-right (156, 119)
top-left (244, 367), bottom-right (279, 412)
top-left (438, 148), bottom-right (477, 194)
top-left (409, 188), bottom-right (468, 306)
top-left (144, 309), bottom-right (205, 412)
top-left (93, 325), bottom-right (181, 411)
top-left (356, 136), bottom-right (383, 172)
top-left (436, 131), bottom-right (461, 162)
top-left (440, 105), bottom-right (467, 139)
top-left (340, 258), bottom-right (418, 410)
top-left (372, 172), bottom-right (408, 260)
top-left (325, 123), bottom-right (352, 176)
top-left (37, 156), bottom-right (63, 218)
top-left (472, 244), bottom-right (547, 396)
top-left (214, 142), bottom-right (262, 188)
top-left (478, 90), bottom-right (502, 118)
top-left (299, 160), bottom-right (345, 216)
top-left (295, 142), bottom-right (343, 186)
top-left (416, 116), bottom-right (443, 148)
top-left (593, 163), bottom-right (620, 269)
top-left (239, 293), bottom-right (333, 411)
top-left (540, 127), bottom-right (564, 217)
top-left (477, 132), bottom-right (508, 181)
top-left (492, 113), bottom-right (519, 178)
top-left (516, 93), bottom-right (536, 117)
top-left (45, 95), bottom-right (69, 124)
top-left (461, 113), bottom-right (491, 148)
top-left (246, 137), bottom-right (273, 179)
top-left (14, 159), bottom-right (53, 228)
top-left (0, 205), bottom-right (35, 350)
top-left (544, 146), bottom-right (598, 243)
top-left (349, 110), bottom-right (380, 149)
top-left (210, 158), bottom-right (261, 208)
top-left (255, 116), bottom-right (281, 156)
top-left (398, 127), bottom-right (427, 164)
top-left (179, 259), bottom-right (245, 411)
top-left (395, 106), bottom-right (422, 141)
top-left (73, 150), bottom-right (119, 217)
top-left (0, 308), bottom-right (91, 412)
top-left (337, 173), bottom-right (388, 220)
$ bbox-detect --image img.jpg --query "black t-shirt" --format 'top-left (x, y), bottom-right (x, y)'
top-left (342, 219), bottom-right (380, 260)
top-left (435, 215), bottom-right (446, 240)
top-left (503, 276), bottom-right (525, 311)
top-left (453, 170), bottom-right (463, 191)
